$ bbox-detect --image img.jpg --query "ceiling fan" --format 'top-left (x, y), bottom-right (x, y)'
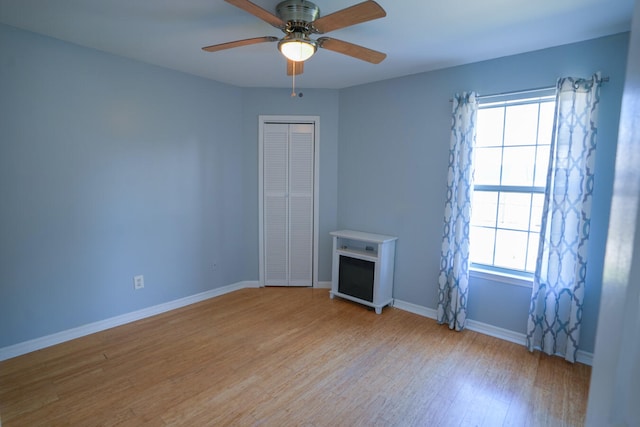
top-left (202, 0), bottom-right (387, 76)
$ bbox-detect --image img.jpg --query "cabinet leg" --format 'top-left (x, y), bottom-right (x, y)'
top-left (375, 307), bottom-right (382, 314)
top-left (329, 293), bottom-right (334, 299)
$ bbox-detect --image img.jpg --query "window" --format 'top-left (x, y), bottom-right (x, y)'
top-left (470, 92), bottom-right (555, 277)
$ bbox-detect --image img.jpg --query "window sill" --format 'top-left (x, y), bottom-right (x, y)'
top-left (470, 267), bottom-right (533, 288)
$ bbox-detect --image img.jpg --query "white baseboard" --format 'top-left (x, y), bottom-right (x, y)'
top-left (392, 299), bottom-right (437, 319)
top-left (0, 281), bottom-right (257, 362)
top-left (241, 280), bottom-right (261, 288)
top-left (392, 299), bottom-right (593, 366)
top-left (575, 350), bottom-right (593, 365)
top-left (465, 319), bottom-right (527, 346)
top-left (315, 281), bottom-right (332, 289)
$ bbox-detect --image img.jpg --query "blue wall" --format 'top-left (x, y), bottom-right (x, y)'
top-left (0, 20), bottom-right (629, 356)
top-left (0, 24), bottom-right (245, 347)
top-left (337, 33), bottom-right (629, 353)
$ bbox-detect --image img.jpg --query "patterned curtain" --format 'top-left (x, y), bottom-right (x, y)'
top-left (526, 73), bottom-right (601, 363)
top-left (438, 92), bottom-right (478, 331)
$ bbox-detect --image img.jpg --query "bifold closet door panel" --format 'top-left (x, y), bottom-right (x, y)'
top-left (263, 123), bottom-right (289, 285)
top-left (288, 124), bottom-right (314, 286)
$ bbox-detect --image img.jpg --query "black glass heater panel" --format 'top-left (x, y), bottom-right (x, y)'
top-left (338, 255), bottom-right (375, 302)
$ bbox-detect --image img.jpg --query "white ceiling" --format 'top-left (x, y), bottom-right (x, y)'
top-left (0, 0), bottom-right (634, 89)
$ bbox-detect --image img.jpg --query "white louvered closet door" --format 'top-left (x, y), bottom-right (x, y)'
top-left (263, 122), bottom-right (314, 287)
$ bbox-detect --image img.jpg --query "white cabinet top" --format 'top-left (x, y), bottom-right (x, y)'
top-left (330, 229), bottom-right (397, 244)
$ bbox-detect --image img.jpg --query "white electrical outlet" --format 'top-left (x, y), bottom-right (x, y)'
top-left (133, 275), bottom-right (144, 290)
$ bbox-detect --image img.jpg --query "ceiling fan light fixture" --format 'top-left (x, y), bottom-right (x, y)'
top-left (278, 33), bottom-right (316, 62)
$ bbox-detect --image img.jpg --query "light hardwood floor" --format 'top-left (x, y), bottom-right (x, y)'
top-left (0, 288), bottom-right (591, 426)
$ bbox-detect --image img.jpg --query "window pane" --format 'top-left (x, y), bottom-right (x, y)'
top-left (498, 192), bottom-right (531, 231)
top-left (471, 191), bottom-right (498, 227)
top-left (537, 102), bottom-right (555, 146)
top-left (471, 95), bottom-right (555, 275)
top-left (501, 146), bottom-right (536, 186)
top-left (470, 226), bottom-right (495, 265)
top-left (504, 104), bottom-right (539, 146)
top-left (534, 144), bottom-right (551, 187)
top-left (476, 107), bottom-right (504, 147)
top-left (529, 194), bottom-right (545, 232)
top-left (494, 229), bottom-right (528, 270)
top-left (526, 232), bottom-right (540, 272)
top-left (474, 147), bottom-right (502, 185)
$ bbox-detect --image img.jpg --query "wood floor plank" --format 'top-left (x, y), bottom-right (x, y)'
top-left (0, 288), bottom-right (591, 426)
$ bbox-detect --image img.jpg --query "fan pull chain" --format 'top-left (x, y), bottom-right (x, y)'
top-left (291, 62), bottom-right (296, 97)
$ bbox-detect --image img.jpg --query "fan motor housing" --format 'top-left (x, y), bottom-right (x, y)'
top-left (276, 0), bottom-right (320, 24)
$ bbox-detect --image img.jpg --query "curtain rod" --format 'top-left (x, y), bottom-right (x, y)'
top-left (449, 76), bottom-right (610, 102)
top-left (477, 85), bottom-right (556, 101)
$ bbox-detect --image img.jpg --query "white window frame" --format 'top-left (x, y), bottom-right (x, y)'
top-left (469, 89), bottom-right (556, 286)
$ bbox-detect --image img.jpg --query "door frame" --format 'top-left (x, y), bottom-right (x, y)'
top-left (258, 115), bottom-right (320, 287)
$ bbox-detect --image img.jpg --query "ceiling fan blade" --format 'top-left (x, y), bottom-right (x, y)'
top-left (287, 60), bottom-right (304, 76)
top-left (202, 36), bottom-right (279, 52)
top-left (225, 0), bottom-right (285, 29)
top-left (317, 37), bottom-right (386, 64)
top-left (312, 0), bottom-right (386, 34)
